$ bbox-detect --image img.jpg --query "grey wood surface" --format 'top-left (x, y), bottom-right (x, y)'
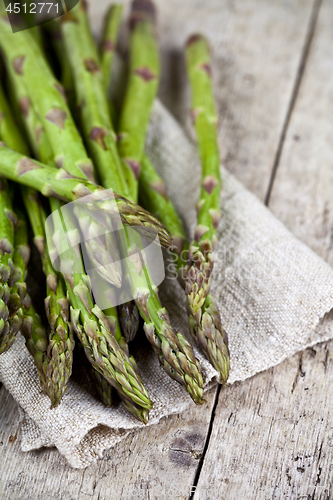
top-left (1, 0), bottom-right (333, 499)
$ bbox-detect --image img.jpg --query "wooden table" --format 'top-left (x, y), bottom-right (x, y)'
top-left (1, 0), bottom-right (333, 498)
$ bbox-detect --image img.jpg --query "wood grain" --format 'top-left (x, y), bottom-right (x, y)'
top-left (193, 341), bottom-right (333, 499)
top-left (269, 0), bottom-right (333, 267)
top-left (0, 387), bottom-right (217, 500)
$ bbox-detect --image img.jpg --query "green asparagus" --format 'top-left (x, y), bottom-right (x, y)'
top-left (22, 188), bottom-right (75, 407)
top-left (117, 0), bottom-right (160, 201)
top-left (0, 82), bottom-right (29, 354)
top-left (21, 303), bottom-right (48, 393)
top-left (60, 1), bottom-right (128, 197)
top-left (100, 2), bottom-right (141, 346)
top-left (2, 210), bottom-right (31, 354)
top-left (67, 0), bottom-right (204, 404)
top-left (0, 73), bottom-right (75, 401)
top-left (0, 179), bottom-right (20, 355)
top-left (184, 34), bottom-right (221, 316)
top-left (0, 9), bottom-right (96, 182)
top-left (101, 4), bottom-right (123, 95)
top-left (60, 2), bottom-right (155, 418)
top-left (139, 155), bottom-right (229, 383)
top-left (0, 145), bottom-right (173, 249)
top-left (0, 15), bottom-right (155, 414)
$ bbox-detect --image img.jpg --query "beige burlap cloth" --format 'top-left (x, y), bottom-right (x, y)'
top-left (2, 1), bottom-right (333, 468)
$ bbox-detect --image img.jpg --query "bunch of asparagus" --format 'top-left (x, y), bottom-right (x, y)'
top-left (0, 0), bottom-right (229, 422)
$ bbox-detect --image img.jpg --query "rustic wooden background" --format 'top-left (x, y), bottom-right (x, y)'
top-left (1, 0), bottom-right (333, 498)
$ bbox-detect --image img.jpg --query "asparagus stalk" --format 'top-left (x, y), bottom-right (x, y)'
top-left (59, 1), bottom-right (128, 197)
top-left (61, 0), bottom-right (140, 345)
top-left (2, 43), bottom-right (55, 167)
top-left (44, 20), bottom-right (76, 115)
top-left (60, 3), bottom-right (154, 419)
top-left (101, 4), bottom-right (123, 95)
top-left (139, 155), bottom-right (229, 383)
top-left (119, 4), bottom-right (203, 402)
top-left (0, 145), bottom-right (173, 249)
top-left (99, 3), bottom-right (141, 345)
top-left (184, 35), bottom-right (221, 318)
top-left (22, 188), bottom-right (75, 407)
top-left (0, 17), bottom-right (155, 414)
top-left (2, 209), bottom-right (31, 354)
top-left (117, 0), bottom-right (160, 201)
top-left (66, 0), bottom-right (204, 404)
top-left (0, 10), bottom-right (96, 182)
top-left (0, 74), bottom-right (73, 397)
top-left (9, 211), bottom-right (50, 392)
top-left (0, 82), bottom-right (30, 354)
top-left (21, 302), bottom-right (48, 392)
top-left (0, 179), bottom-right (21, 355)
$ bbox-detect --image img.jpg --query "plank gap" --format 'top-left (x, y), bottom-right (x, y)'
top-left (264, 0), bottom-right (323, 206)
top-left (188, 384), bottom-right (222, 500)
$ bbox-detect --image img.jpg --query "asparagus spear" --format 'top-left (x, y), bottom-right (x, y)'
top-left (0, 145), bottom-right (173, 249)
top-left (184, 35), bottom-right (221, 318)
top-left (0, 18), bottom-right (155, 414)
top-left (61, 0), bottom-right (140, 344)
top-left (63, 0), bottom-right (203, 404)
top-left (20, 302), bottom-right (49, 393)
top-left (0, 10), bottom-right (96, 182)
top-left (9, 210), bottom-right (51, 393)
top-left (22, 188), bottom-right (75, 407)
top-left (139, 155), bottom-right (230, 383)
top-left (0, 73), bottom-right (75, 401)
top-left (99, 3), bottom-right (142, 345)
top-left (1, 209), bottom-right (31, 354)
top-left (59, 3), bottom-right (154, 419)
top-left (44, 20), bottom-right (76, 116)
top-left (59, 1), bottom-right (128, 197)
top-left (117, 0), bottom-right (160, 201)
top-left (2, 61), bottom-right (120, 406)
top-left (0, 179), bottom-right (21, 355)
top-left (0, 82), bottom-right (30, 354)
top-left (101, 4), bottom-right (124, 95)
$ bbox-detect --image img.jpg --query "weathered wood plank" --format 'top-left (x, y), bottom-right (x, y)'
top-left (195, 1), bottom-right (333, 498)
top-left (269, 0), bottom-right (333, 267)
top-left (0, 387), bottom-right (217, 500)
top-left (193, 341), bottom-right (333, 499)
top-left (154, 0), bottom-right (315, 201)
